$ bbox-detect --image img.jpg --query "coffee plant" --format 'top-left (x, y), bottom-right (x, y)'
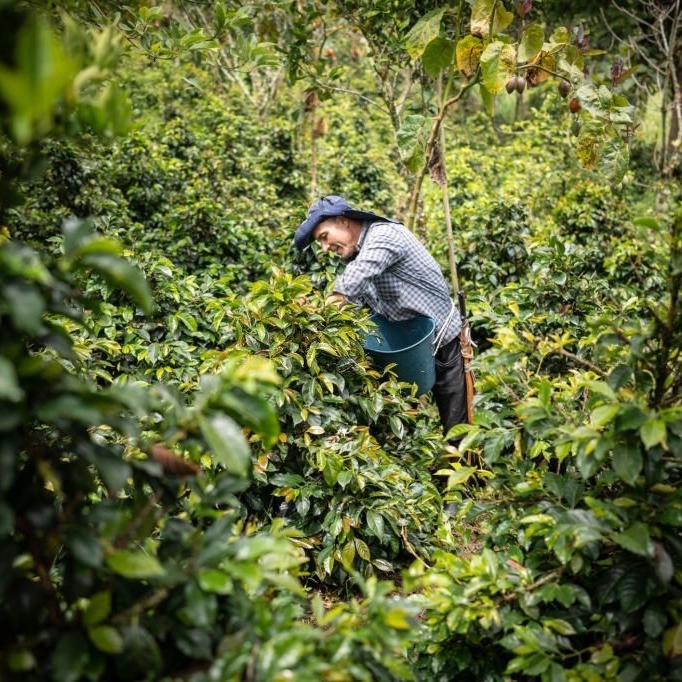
top-left (3, 2), bottom-right (682, 681)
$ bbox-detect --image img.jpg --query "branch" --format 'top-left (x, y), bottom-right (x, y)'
top-left (311, 81), bottom-right (390, 117)
top-left (556, 348), bottom-right (608, 377)
top-left (405, 73), bottom-right (480, 228)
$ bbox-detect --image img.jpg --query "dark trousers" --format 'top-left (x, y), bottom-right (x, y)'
top-left (432, 335), bottom-right (468, 442)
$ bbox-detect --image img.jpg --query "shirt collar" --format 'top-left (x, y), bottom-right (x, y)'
top-left (350, 221), bottom-right (371, 258)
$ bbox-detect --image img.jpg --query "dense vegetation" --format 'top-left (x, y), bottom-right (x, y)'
top-left (1, 1), bottom-right (681, 680)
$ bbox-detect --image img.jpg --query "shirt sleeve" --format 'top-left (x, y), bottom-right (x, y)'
top-left (334, 225), bottom-right (404, 302)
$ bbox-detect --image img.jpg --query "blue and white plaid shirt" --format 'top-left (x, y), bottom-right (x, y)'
top-left (334, 221), bottom-right (462, 344)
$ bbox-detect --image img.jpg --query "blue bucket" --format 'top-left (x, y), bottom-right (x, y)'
top-left (363, 314), bottom-right (436, 395)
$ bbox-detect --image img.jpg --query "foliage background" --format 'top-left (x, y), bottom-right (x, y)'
top-left (2, 1), bottom-right (682, 681)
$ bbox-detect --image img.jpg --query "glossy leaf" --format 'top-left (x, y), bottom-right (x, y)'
top-left (80, 252), bottom-right (153, 316)
top-left (612, 441), bottom-right (642, 485)
top-left (88, 625), bottom-right (124, 654)
top-left (106, 550), bottom-right (165, 579)
top-left (612, 522), bottom-right (650, 557)
top-left (0, 357), bottom-right (24, 402)
top-left (640, 417), bottom-right (666, 449)
top-left (83, 591), bottom-right (111, 627)
top-left (198, 412), bottom-right (251, 477)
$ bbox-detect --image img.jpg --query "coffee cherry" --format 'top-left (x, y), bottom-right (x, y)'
top-left (569, 97), bottom-right (581, 113)
top-left (558, 80), bottom-right (571, 98)
top-left (515, 76), bottom-right (526, 93)
top-left (505, 76), bottom-right (519, 94)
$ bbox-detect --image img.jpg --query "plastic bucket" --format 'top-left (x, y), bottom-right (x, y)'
top-left (363, 314), bottom-right (436, 395)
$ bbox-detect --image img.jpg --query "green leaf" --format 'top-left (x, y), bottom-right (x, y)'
top-left (0, 357), bottom-right (24, 402)
top-left (0, 16), bottom-right (77, 145)
top-left (633, 217), bottom-right (660, 230)
top-left (612, 441), bottom-right (642, 484)
top-left (355, 537), bottom-right (371, 561)
top-left (372, 558), bottom-right (395, 572)
top-left (7, 649), bottom-right (36, 672)
top-left (445, 466), bottom-right (478, 486)
top-left (0, 502), bottom-right (14, 538)
top-left (341, 539), bottom-right (356, 567)
top-left (397, 114), bottom-right (429, 173)
top-left (176, 311), bottom-right (198, 332)
top-left (67, 527), bottom-right (103, 568)
top-left (612, 522), bottom-right (650, 556)
top-left (217, 389), bottom-right (280, 448)
top-left (62, 217), bottom-right (97, 258)
top-left (182, 580), bottom-right (218, 627)
top-left (77, 81), bottom-right (133, 136)
top-left (640, 417), bottom-right (666, 449)
top-left (590, 404), bottom-right (619, 428)
top-left (83, 591), bottom-right (111, 627)
top-left (106, 550), bottom-right (165, 579)
top-left (576, 83), bottom-right (635, 125)
top-left (518, 24), bottom-right (544, 63)
top-left (615, 405), bottom-right (648, 431)
top-left (38, 393), bottom-right (100, 425)
top-left (663, 622), bottom-right (682, 658)
top-left (480, 41), bottom-right (516, 95)
top-left (471, 0), bottom-right (513, 38)
top-left (544, 617), bottom-right (576, 635)
top-left (607, 364), bottom-right (632, 391)
top-left (598, 135), bottom-right (629, 184)
top-left (643, 606), bottom-right (667, 638)
top-left (3, 282), bottom-right (46, 335)
top-left (88, 625), bottom-right (124, 654)
top-left (405, 7), bottom-right (446, 60)
top-left (478, 83), bottom-right (495, 115)
top-left (384, 607), bottom-right (411, 630)
top-left (366, 510), bottom-right (385, 538)
top-left (422, 37), bottom-right (456, 78)
top-left (117, 624), bottom-right (162, 677)
top-left (197, 568), bottom-right (234, 595)
top-left (62, 218), bottom-right (122, 260)
top-left (198, 413), bottom-right (251, 477)
top-left (80, 252), bottom-right (153, 316)
top-left (617, 562), bottom-right (650, 611)
top-left (78, 442), bottom-right (132, 493)
top-left (51, 633), bottom-right (90, 682)
top-left (583, 380), bottom-right (617, 401)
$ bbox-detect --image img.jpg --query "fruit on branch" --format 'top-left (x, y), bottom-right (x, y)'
top-left (506, 75), bottom-right (519, 94)
top-left (558, 80), bottom-right (571, 98)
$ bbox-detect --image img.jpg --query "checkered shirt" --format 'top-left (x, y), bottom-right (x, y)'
top-left (334, 221), bottom-right (462, 344)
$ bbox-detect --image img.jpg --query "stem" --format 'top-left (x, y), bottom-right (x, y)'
top-left (400, 526), bottom-right (430, 568)
top-left (438, 80), bottom-right (459, 294)
top-left (111, 587), bottom-right (170, 623)
top-left (555, 348), bottom-right (607, 376)
top-left (406, 74), bottom-right (480, 230)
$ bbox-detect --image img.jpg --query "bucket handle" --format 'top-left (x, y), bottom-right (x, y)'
top-left (432, 300), bottom-right (456, 356)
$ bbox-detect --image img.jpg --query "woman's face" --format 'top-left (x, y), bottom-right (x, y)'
top-left (312, 217), bottom-right (358, 261)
